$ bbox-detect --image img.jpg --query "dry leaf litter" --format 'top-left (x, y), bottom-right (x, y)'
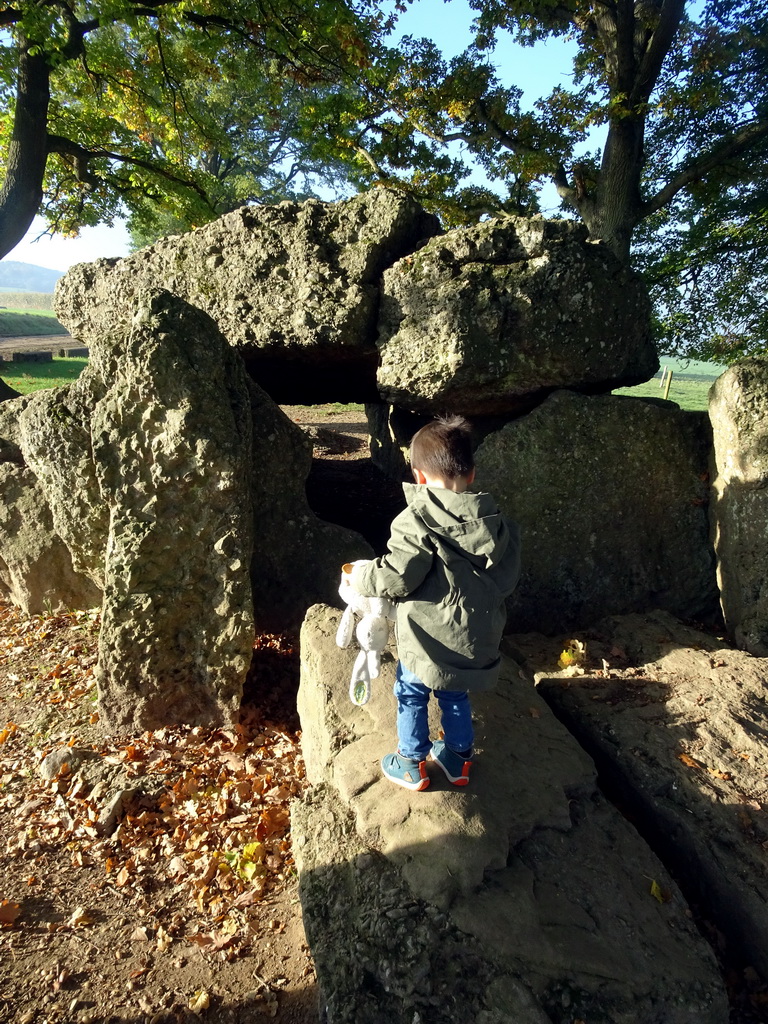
top-left (0, 600), bottom-right (317, 1024)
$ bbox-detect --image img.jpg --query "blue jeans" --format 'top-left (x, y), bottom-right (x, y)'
top-left (394, 661), bottom-right (473, 761)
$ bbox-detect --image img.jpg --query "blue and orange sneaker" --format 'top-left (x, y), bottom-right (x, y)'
top-left (429, 740), bottom-right (472, 786)
top-left (381, 752), bottom-right (430, 791)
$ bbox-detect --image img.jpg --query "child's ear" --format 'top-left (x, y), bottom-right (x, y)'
top-left (467, 468), bottom-right (476, 484)
top-left (413, 467), bottom-right (427, 484)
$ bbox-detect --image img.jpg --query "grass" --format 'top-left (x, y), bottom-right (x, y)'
top-left (0, 308), bottom-right (67, 337)
top-left (1, 356), bottom-right (88, 394)
top-left (613, 356), bottom-right (726, 412)
top-left (318, 402), bottom-right (365, 414)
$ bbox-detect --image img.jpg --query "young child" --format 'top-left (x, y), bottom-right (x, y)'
top-left (348, 415), bottom-right (521, 791)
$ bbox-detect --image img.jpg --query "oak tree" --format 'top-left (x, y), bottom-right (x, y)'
top-left (0, 0), bottom-right (379, 259)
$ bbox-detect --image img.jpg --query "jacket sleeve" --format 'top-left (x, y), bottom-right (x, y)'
top-left (496, 519), bottom-right (522, 598)
top-left (350, 508), bottom-right (434, 599)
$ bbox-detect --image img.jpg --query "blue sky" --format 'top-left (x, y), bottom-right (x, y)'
top-left (6, 0), bottom-right (582, 273)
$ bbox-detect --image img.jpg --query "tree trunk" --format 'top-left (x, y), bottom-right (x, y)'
top-left (572, 114), bottom-right (646, 265)
top-left (0, 38), bottom-right (51, 261)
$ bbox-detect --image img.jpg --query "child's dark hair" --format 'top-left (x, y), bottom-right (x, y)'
top-left (410, 415), bottom-right (474, 480)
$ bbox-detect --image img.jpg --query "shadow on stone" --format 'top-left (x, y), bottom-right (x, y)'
top-left (293, 604), bottom-right (731, 1024)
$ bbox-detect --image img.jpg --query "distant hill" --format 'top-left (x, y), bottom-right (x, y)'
top-left (0, 261), bottom-right (62, 293)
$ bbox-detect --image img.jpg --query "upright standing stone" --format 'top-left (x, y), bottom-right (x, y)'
top-left (18, 369), bottom-right (110, 587)
top-left (709, 356), bottom-right (768, 655)
top-left (92, 290), bottom-right (255, 732)
top-left (475, 391), bottom-right (718, 633)
top-left (0, 397), bottom-right (100, 613)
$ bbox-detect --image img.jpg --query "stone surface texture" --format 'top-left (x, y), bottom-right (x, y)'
top-left (18, 368), bottom-right (110, 586)
top-left (376, 216), bottom-right (658, 415)
top-left (293, 603), bottom-right (728, 1024)
top-left (246, 380), bottom-right (373, 631)
top-left (475, 391), bottom-right (718, 633)
top-left (709, 356), bottom-right (768, 655)
top-left (512, 610), bottom-right (768, 976)
top-left (54, 191), bottom-right (440, 404)
top-left (90, 290), bottom-right (256, 732)
top-left (0, 396), bottom-right (101, 614)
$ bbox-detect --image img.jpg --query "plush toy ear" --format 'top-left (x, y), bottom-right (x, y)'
top-left (336, 606), bottom-right (356, 649)
top-left (366, 649), bottom-right (382, 679)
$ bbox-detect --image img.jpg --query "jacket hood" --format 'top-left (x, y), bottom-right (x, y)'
top-left (402, 482), bottom-right (511, 569)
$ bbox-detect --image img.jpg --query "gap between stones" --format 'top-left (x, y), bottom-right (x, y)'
top-left (537, 692), bottom-right (763, 1020)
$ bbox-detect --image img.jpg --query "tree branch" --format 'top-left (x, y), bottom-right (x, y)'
top-left (642, 117), bottom-right (768, 217)
top-left (47, 134), bottom-right (213, 204)
top-left (630, 0), bottom-right (686, 106)
top-left (352, 141), bottom-right (388, 178)
top-left (553, 162), bottom-right (576, 204)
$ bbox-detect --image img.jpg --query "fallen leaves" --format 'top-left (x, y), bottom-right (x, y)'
top-left (0, 721), bottom-right (17, 744)
top-left (0, 601), bottom-right (306, 963)
top-left (68, 905), bottom-right (95, 928)
top-left (678, 753), bottom-right (703, 769)
top-left (650, 880), bottom-right (672, 904)
top-left (0, 898), bottom-right (21, 924)
top-left (558, 639), bottom-right (586, 675)
top-left (188, 989), bottom-right (210, 1013)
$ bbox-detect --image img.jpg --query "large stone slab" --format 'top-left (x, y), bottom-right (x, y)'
top-left (475, 391), bottom-right (719, 633)
top-left (376, 216), bottom-right (658, 415)
top-left (293, 603), bottom-right (728, 1024)
top-left (0, 397), bottom-right (101, 614)
top-left (512, 610), bottom-right (768, 977)
top-left (54, 192), bottom-right (440, 404)
top-left (709, 356), bottom-right (768, 655)
top-left (87, 290), bottom-right (256, 732)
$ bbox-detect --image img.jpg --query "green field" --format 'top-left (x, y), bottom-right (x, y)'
top-left (1, 357), bottom-right (87, 394)
top-left (0, 307), bottom-right (67, 337)
top-left (0, 290), bottom-right (55, 310)
top-left (613, 357), bottom-right (726, 411)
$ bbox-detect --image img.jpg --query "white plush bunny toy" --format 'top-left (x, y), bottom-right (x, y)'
top-left (336, 561), bottom-right (394, 705)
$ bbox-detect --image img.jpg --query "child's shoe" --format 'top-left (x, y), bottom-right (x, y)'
top-left (429, 740), bottom-right (472, 786)
top-left (381, 752), bottom-right (430, 791)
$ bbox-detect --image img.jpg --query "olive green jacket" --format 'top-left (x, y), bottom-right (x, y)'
top-left (351, 483), bottom-right (521, 692)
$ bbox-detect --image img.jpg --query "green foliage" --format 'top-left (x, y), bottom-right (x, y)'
top-left (1, 356), bottom-right (87, 393)
top-left (2, 0), bottom-right (766, 362)
top-left (0, 310), bottom-right (66, 336)
top-left (0, 0), bottom-right (385, 249)
top-left (631, 0), bottom-right (768, 362)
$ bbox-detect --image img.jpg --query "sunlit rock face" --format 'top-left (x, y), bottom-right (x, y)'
top-left (376, 215), bottom-right (658, 416)
top-left (709, 355), bottom-right (768, 655)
